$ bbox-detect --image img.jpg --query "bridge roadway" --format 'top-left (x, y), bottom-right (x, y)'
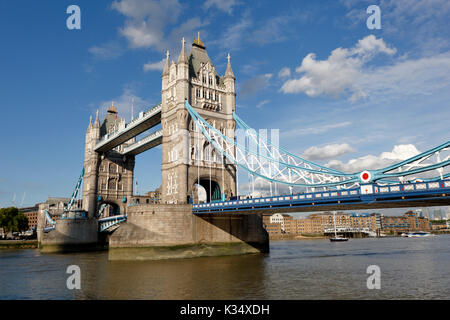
top-left (94, 104), bottom-right (162, 153)
top-left (192, 180), bottom-right (450, 214)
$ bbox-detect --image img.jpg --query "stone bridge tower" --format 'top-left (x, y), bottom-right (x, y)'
top-left (161, 34), bottom-right (237, 204)
top-left (83, 106), bottom-right (135, 217)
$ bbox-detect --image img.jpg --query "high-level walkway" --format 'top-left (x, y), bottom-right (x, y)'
top-left (94, 104), bottom-right (161, 153)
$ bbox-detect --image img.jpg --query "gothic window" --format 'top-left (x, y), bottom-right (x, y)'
top-left (109, 163), bottom-right (117, 173)
top-left (100, 180), bottom-right (106, 190)
top-left (118, 183), bottom-right (123, 191)
top-left (202, 89), bottom-right (205, 98)
top-left (204, 143), bottom-right (212, 162)
top-left (202, 74), bottom-right (206, 84)
top-left (167, 171), bottom-right (178, 195)
top-left (108, 178), bottom-right (116, 191)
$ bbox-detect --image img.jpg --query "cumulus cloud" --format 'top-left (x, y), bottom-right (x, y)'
top-left (110, 0), bottom-right (207, 55)
top-left (95, 86), bottom-right (152, 122)
top-left (111, 0), bottom-right (181, 49)
top-left (239, 177), bottom-right (292, 197)
top-left (280, 35), bottom-right (396, 100)
top-left (283, 121), bottom-right (352, 137)
top-left (204, 0), bottom-right (239, 14)
top-left (302, 143), bottom-right (355, 160)
top-left (278, 67), bottom-right (291, 78)
top-left (326, 144), bottom-right (420, 173)
top-left (88, 41), bottom-right (125, 60)
top-left (143, 59), bottom-right (165, 72)
top-left (343, 0), bottom-right (450, 54)
top-left (239, 73), bottom-right (273, 97)
top-left (256, 100), bottom-right (270, 109)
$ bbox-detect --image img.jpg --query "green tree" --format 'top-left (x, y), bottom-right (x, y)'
top-left (0, 207), bottom-right (29, 233)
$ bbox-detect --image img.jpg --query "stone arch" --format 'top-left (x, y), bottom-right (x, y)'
top-left (98, 200), bottom-right (121, 218)
top-left (192, 177), bottom-right (222, 203)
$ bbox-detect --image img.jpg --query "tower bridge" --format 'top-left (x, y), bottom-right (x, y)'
top-left (37, 34), bottom-right (450, 259)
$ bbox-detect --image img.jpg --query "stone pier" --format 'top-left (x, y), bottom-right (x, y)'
top-left (108, 204), bottom-right (269, 261)
top-left (37, 205), bottom-right (99, 253)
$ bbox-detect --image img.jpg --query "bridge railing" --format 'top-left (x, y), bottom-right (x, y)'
top-left (193, 179), bottom-right (450, 211)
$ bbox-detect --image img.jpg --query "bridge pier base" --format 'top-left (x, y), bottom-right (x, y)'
top-left (37, 208), bottom-right (100, 253)
top-left (108, 204), bottom-right (269, 261)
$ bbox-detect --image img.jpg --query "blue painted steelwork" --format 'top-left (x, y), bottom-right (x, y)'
top-left (97, 203), bottom-right (108, 218)
top-left (59, 210), bottom-right (87, 220)
top-left (98, 215), bottom-right (127, 232)
top-left (193, 179), bottom-right (450, 214)
top-left (185, 100), bottom-right (450, 190)
top-left (65, 167), bottom-right (84, 211)
top-left (61, 168), bottom-right (86, 220)
top-left (185, 101), bottom-right (360, 188)
top-left (43, 210), bottom-right (56, 233)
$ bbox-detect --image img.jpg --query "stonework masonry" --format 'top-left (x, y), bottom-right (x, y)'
top-left (109, 204), bottom-right (269, 260)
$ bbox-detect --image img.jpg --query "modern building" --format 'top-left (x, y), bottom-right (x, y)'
top-left (382, 211), bottom-right (431, 234)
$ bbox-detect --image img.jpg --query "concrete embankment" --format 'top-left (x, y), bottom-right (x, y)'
top-left (269, 234), bottom-right (326, 241)
top-left (0, 240), bottom-right (38, 249)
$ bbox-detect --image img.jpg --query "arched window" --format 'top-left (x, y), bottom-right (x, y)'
top-left (109, 163), bottom-right (117, 173)
top-left (204, 143), bottom-right (212, 162)
top-left (108, 178), bottom-right (116, 191)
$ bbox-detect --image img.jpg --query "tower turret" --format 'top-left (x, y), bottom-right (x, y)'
top-left (162, 50), bottom-right (170, 91)
top-left (224, 53), bottom-right (236, 114)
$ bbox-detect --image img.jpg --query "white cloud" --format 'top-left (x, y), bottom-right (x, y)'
top-left (143, 59), bottom-right (165, 72)
top-left (239, 176), bottom-right (292, 197)
top-left (96, 86), bottom-right (152, 122)
top-left (111, 0), bottom-right (193, 52)
top-left (283, 121), bottom-right (352, 137)
top-left (280, 35), bottom-right (396, 100)
top-left (204, 0), bottom-right (239, 14)
top-left (343, 0), bottom-right (450, 54)
top-left (216, 15), bottom-right (252, 50)
top-left (278, 67), bottom-right (291, 78)
top-left (326, 144), bottom-right (420, 173)
top-left (256, 100), bottom-right (270, 109)
top-left (239, 73), bottom-right (273, 97)
top-left (88, 42), bottom-right (125, 60)
top-left (302, 143), bottom-right (355, 160)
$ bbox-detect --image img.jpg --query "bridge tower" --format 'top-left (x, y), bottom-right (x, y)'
top-left (83, 106), bottom-right (135, 217)
top-left (161, 34), bottom-right (237, 204)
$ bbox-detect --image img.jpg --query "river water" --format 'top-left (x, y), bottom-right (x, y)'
top-left (1, 235), bottom-right (449, 300)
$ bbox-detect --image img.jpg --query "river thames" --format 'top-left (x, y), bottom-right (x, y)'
top-left (1, 235), bottom-right (449, 300)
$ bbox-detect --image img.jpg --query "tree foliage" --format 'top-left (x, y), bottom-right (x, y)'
top-left (0, 207), bottom-right (29, 233)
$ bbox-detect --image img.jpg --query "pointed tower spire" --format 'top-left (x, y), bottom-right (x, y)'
top-left (88, 115), bottom-right (93, 129)
top-left (94, 109), bottom-right (100, 127)
top-left (162, 50), bottom-right (170, 76)
top-left (178, 37), bottom-right (188, 64)
top-left (225, 53), bottom-right (235, 79)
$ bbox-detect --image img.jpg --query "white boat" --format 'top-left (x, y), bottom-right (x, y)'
top-left (329, 211), bottom-right (348, 242)
top-left (406, 231), bottom-right (433, 237)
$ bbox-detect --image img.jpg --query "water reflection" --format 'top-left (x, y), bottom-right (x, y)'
top-left (1, 235), bottom-right (449, 299)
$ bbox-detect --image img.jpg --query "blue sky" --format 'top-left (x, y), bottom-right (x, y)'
top-left (0, 0), bottom-right (449, 214)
